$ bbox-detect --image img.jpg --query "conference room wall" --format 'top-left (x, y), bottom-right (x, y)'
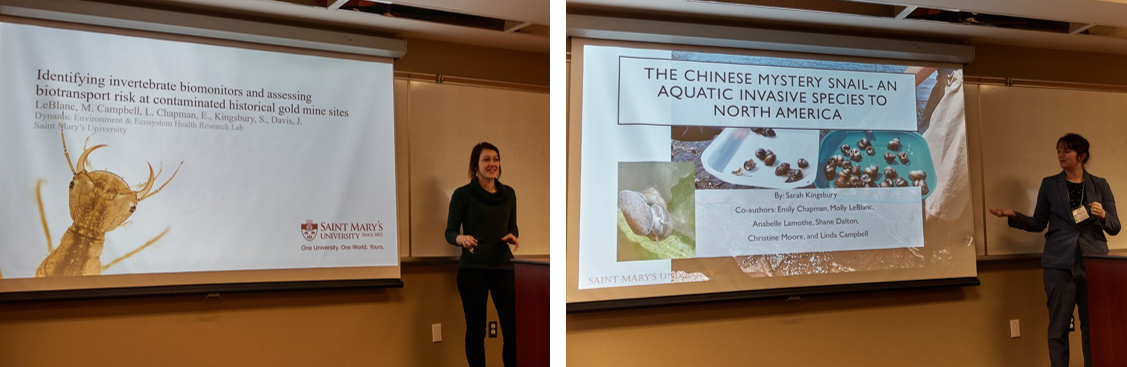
top-left (569, 260), bottom-right (1054, 367)
top-left (0, 37), bottom-right (547, 367)
top-left (0, 264), bottom-right (479, 366)
top-left (966, 44), bottom-right (1127, 87)
top-left (397, 38), bottom-right (550, 86)
top-left (565, 43), bottom-right (1119, 367)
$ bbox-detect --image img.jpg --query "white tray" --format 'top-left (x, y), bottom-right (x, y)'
top-left (700, 128), bottom-right (819, 189)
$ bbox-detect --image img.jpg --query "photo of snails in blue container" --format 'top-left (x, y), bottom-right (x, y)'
top-left (814, 130), bottom-right (936, 199)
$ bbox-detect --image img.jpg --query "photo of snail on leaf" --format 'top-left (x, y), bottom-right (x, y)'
top-left (616, 162), bottom-right (696, 261)
top-left (619, 188), bottom-right (672, 242)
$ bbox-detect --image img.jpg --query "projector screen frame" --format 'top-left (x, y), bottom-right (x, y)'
top-left (567, 277), bottom-right (978, 313)
top-left (0, 278), bottom-right (404, 303)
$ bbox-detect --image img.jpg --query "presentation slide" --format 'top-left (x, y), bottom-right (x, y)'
top-left (572, 43), bottom-right (976, 303)
top-left (0, 22), bottom-right (399, 294)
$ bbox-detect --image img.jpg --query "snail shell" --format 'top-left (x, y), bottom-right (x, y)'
top-left (884, 166), bottom-right (898, 179)
top-left (888, 137), bottom-right (901, 151)
top-left (864, 165), bottom-right (879, 179)
top-left (618, 189), bottom-right (673, 241)
top-left (775, 162), bottom-right (792, 176)
top-left (641, 187), bottom-right (667, 210)
top-left (785, 169), bottom-right (804, 183)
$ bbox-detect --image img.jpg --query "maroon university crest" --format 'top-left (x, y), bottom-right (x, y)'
top-left (301, 220), bottom-right (318, 242)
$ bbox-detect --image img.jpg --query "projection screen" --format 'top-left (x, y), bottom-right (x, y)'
top-left (0, 21), bottom-right (400, 298)
top-left (567, 38), bottom-right (978, 310)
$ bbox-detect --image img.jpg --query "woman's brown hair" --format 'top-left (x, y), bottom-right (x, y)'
top-left (1057, 133), bottom-right (1090, 166)
top-left (468, 142), bottom-right (501, 181)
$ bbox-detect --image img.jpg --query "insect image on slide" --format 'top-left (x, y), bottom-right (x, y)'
top-left (0, 128), bottom-right (182, 279)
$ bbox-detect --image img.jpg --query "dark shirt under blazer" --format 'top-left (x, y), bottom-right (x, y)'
top-left (1009, 171), bottom-right (1121, 269)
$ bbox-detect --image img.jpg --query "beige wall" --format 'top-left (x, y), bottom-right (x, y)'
top-left (397, 38), bottom-right (550, 86)
top-left (0, 264), bottom-right (499, 367)
top-left (966, 44), bottom-right (1127, 87)
top-left (565, 41), bottom-right (1118, 367)
top-left (569, 260), bottom-right (1057, 367)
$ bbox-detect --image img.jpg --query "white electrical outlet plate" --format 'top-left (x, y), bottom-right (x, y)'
top-left (1010, 319), bottom-right (1021, 338)
top-left (432, 323), bottom-right (442, 343)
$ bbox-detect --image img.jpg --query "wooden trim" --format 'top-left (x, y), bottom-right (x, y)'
top-left (400, 256), bottom-right (460, 265)
top-left (966, 76), bottom-right (1127, 94)
top-left (978, 249), bottom-right (1127, 262)
top-left (393, 71), bottom-right (549, 93)
top-left (976, 253), bottom-right (1042, 262)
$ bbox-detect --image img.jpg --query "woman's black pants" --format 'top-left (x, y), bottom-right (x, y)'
top-left (1044, 267), bottom-right (1090, 367)
top-left (458, 268), bottom-right (516, 367)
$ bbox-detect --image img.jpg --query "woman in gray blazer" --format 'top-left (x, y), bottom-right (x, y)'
top-left (990, 133), bottom-right (1120, 367)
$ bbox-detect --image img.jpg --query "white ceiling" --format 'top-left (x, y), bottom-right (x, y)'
top-left (114, 0), bottom-right (549, 53)
top-left (567, 0), bottom-right (1127, 56)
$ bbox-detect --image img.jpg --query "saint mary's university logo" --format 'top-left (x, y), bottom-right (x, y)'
top-left (300, 219), bottom-right (384, 242)
top-left (301, 220), bottom-right (318, 242)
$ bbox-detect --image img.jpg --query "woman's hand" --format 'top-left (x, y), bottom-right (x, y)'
top-left (1089, 202), bottom-right (1106, 220)
top-left (502, 233), bottom-right (519, 252)
top-left (989, 208), bottom-right (1016, 218)
top-left (457, 235), bottom-right (478, 250)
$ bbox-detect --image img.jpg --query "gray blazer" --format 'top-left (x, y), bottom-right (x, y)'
top-left (1009, 171), bottom-right (1121, 269)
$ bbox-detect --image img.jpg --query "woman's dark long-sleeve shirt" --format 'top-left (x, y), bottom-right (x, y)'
top-left (445, 179), bottom-right (518, 270)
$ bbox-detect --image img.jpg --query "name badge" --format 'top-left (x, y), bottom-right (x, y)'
top-left (1072, 206), bottom-right (1089, 223)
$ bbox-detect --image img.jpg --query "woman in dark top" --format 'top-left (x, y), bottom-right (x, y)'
top-left (445, 142), bottom-right (519, 367)
top-left (990, 133), bottom-right (1120, 367)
